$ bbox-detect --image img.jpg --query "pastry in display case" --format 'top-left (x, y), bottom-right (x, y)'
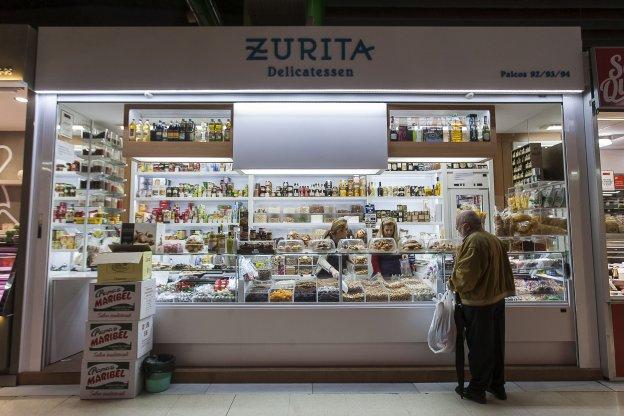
top-left (236, 240), bottom-right (276, 254)
top-left (276, 239), bottom-right (304, 253)
top-left (368, 237), bottom-right (397, 253)
top-left (427, 238), bottom-right (458, 252)
top-left (400, 237), bottom-right (423, 251)
top-left (343, 280), bottom-right (365, 302)
top-left (338, 238), bottom-right (366, 253)
top-left (308, 239), bottom-right (335, 253)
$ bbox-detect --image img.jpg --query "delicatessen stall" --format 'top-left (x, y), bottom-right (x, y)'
top-left (18, 26), bottom-right (600, 379)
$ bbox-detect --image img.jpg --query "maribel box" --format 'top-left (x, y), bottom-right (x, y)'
top-left (84, 316), bottom-right (153, 360)
top-left (80, 354), bottom-right (146, 399)
top-left (88, 279), bottom-right (156, 321)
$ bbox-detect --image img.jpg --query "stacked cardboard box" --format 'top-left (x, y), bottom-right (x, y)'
top-left (80, 251), bottom-right (154, 399)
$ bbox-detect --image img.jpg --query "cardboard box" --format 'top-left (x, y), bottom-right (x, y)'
top-left (84, 316), bottom-right (153, 360)
top-left (80, 354), bottom-right (145, 399)
top-left (121, 222), bottom-right (164, 252)
top-left (93, 251), bottom-right (152, 283)
top-left (88, 279), bottom-right (156, 321)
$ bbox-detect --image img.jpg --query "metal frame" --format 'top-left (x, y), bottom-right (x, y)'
top-left (586, 48), bottom-right (623, 379)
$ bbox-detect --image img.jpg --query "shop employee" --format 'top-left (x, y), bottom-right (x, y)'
top-left (371, 217), bottom-right (402, 277)
top-left (317, 218), bottom-right (350, 278)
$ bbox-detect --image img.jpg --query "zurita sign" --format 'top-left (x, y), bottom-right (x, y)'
top-left (245, 37), bottom-right (374, 78)
top-left (36, 27), bottom-right (583, 92)
top-left (594, 48), bottom-right (624, 109)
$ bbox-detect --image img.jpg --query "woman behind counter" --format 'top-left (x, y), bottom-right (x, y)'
top-left (316, 218), bottom-right (351, 278)
top-left (372, 217), bottom-right (403, 278)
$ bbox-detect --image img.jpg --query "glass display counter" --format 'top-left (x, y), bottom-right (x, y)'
top-left (150, 248), bottom-right (568, 305)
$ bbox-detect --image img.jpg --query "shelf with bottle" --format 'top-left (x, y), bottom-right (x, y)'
top-left (135, 201), bottom-right (240, 227)
top-left (250, 222), bottom-right (365, 229)
top-left (127, 117), bottom-right (233, 143)
top-left (387, 109), bottom-right (492, 144)
top-left (136, 161), bottom-right (236, 174)
top-left (51, 223), bottom-right (121, 230)
top-left (368, 196), bottom-right (443, 201)
top-left (155, 222), bottom-right (238, 229)
top-left (253, 176), bottom-right (369, 199)
top-left (136, 176), bottom-right (247, 200)
top-left (135, 196), bottom-right (247, 202)
top-left (252, 196), bottom-right (367, 202)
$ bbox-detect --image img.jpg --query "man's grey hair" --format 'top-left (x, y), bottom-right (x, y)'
top-left (457, 210), bottom-right (483, 232)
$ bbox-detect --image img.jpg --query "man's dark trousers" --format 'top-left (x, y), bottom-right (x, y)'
top-left (462, 299), bottom-right (505, 393)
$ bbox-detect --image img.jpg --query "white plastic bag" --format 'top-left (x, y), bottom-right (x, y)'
top-left (427, 290), bottom-right (456, 354)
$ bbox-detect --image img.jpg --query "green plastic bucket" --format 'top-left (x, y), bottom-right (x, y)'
top-left (143, 354), bottom-right (175, 394)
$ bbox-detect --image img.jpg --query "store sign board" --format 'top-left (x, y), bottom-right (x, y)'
top-left (594, 48), bottom-right (624, 109)
top-left (615, 174), bottom-right (624, 190)
top-left (36, 27), bottom-right (583, 92)
top-left (602, 170), bottom-right (616, 191)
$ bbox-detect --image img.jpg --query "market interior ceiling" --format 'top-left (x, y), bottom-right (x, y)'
top-left (1, 0), bottom-right (624, 47)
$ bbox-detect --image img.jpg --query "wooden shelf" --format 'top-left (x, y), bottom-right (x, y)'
top-left (123, 141), bottom-right (233, 159)
top-left (388, 141), bottom-right (497, 159)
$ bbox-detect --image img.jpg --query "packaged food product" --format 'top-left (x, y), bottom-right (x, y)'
top-left (184, 234), bottom-right (204, 253)
top-left (308, 239), bottom-right (335, 253)
top-left (277, 239), bottom-right (304, 253)
top-left (428, 239), bottom-right (457, 252)
top-left (368, 238), bottom-right (397, 253)
top-left (236, 240), bottom-right (276, 254)
top-left (298, 256), bottom-right (314, 265)
top-left (399, 237), bottom-right (423, 251)
top-left (338, 238), bottom-right (366, 253)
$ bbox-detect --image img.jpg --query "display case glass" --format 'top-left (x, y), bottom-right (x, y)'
top-left (49, 106), bottom-right (125, 277)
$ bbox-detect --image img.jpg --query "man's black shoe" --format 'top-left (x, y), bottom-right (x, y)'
top-left (486, 386), bottom-right (507, 400)
top-left (455, 386), bottom-right (486, 404)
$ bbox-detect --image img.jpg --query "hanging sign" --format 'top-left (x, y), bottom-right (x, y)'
top-left (614, 174), bottom-right (624, 190)
top-left (602, 170), bottom-right (616, 191)
top-left (594, 48), bottom-right (624, 109)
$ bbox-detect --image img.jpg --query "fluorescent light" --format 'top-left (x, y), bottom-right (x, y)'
top-left (546, 124), bottom-right (562, 131)
top-left (14, 96), bottom-right (28, 103)
top-left (35, 88), bottom-right (584, 95)
top-left (388, 157), bottom-right (487, 163)
top-left (239, 169), bottom-right (383, 175)
top-left (133, 157), bottom-right (233, 163)
top-left (598, 117), bottom-right (624, 121)
top-left (599, 138), bottom-right (613, 148)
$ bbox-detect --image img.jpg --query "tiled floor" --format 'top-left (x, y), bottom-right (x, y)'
top-left (1, 382), bottom-right (624, 415)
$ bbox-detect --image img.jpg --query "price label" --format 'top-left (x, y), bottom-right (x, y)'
top-left (602, 170), bottom-right (615, 191)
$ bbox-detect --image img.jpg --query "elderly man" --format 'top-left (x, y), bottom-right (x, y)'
top-left (450, 210), bottom-right (515, 404)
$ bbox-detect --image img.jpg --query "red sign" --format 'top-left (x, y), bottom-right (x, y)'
top-left (615, 174), bottom-right (624, 190)
top-left (595, 48), bottom-right (624, 109)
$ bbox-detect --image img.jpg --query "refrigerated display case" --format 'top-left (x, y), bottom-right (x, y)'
top-left (0, 245), bottom-right (17, 315)
top-left (152, 251), bottom-right (445, 304)
top-left (49, 106), bottom-right (125, 277)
